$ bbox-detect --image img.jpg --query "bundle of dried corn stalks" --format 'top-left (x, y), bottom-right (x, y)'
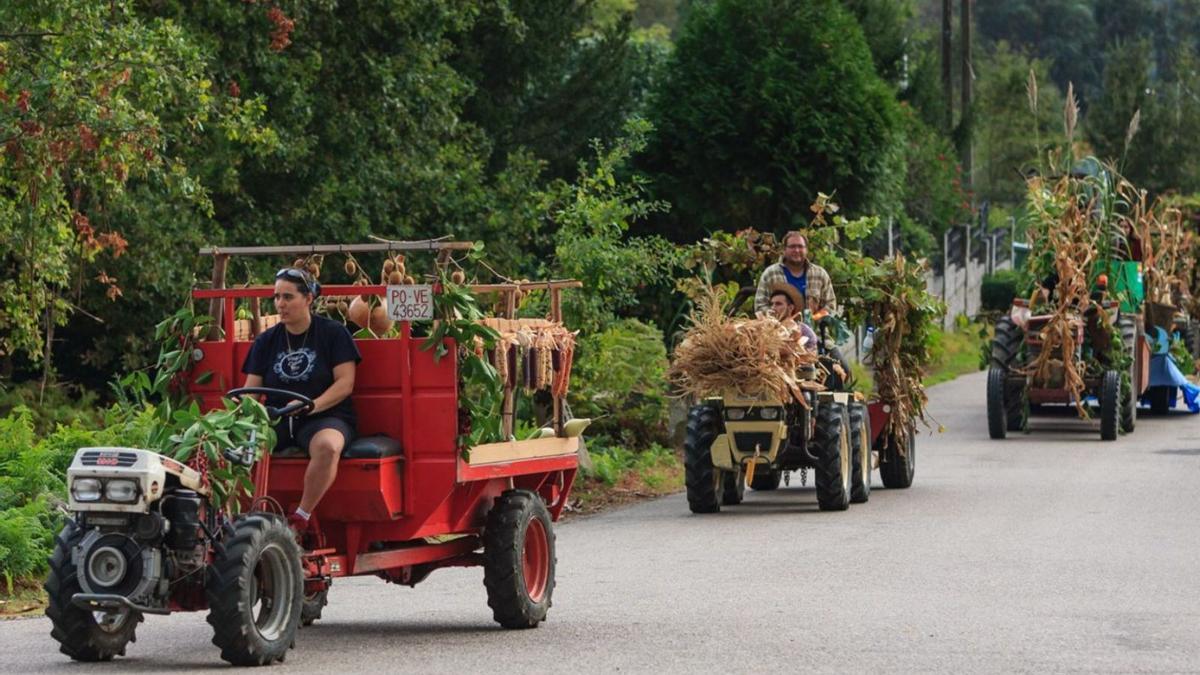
top-left (866, 255), bottom-right (940, 446)
top-left (1122, 182), bottom-right (1193, 309)
top-left (668, 287), bottom-right (821, 403)
top-left (1023, 174), bottom-right (1107, 416)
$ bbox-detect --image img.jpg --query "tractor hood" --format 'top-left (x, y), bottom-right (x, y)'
top-left (67, 447), bottom-right (209, 513)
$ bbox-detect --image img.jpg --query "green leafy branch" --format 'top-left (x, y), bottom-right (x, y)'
top-left (420, 278), bottom-right (504, 452)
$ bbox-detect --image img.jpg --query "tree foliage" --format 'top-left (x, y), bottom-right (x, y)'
top-left (641, 0), bottom-right (903, 235)
top-left (0, 0), bottom-right (269, 367)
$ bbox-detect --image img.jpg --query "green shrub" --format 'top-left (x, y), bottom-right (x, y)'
top-left (0, 499), bottom-right (57, 593)
top-left (0, 382), bottom-right (102, 437)
top-left (584, 442), bottom-right (676, 487)
top-left (569, 318), bottom-right (671, 447)
top-left (0, 402), bottom-right (167, 588)
top-left (981, 268), bottom-right (1030, 312)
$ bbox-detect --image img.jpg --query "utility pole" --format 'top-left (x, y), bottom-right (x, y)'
top-left (942, 0), bottom-right (953, 132)
top-left (960, 0), bottom-right (973, 190)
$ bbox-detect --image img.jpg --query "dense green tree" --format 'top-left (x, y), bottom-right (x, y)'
top-left (450, 1), bottom-right (644, 178)
top-left (52, 2), bottom-right (552, 380)
top-left (1125, 50), bottom-right (1200, 193)
top-left (977, 0), bottom-right (1100, 104)
top-left (0, 0), bottom-right (269, 374)
top-left (641, 0), bottom-right (903, 236)
top-left (972, 44), bottom-right (1064, 205)
top-left (1087, 40), bottom-right (1150, 168)
top-left (841, 0), bottom-right (915, 86)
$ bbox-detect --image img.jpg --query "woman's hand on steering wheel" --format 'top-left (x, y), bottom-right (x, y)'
top-left (226, 387), bottom-right (316, 419)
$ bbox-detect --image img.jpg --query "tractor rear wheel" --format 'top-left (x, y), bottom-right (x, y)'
top-left (483, 490), bottom-right (556, 629)
top-left (987, 367), bottom-right (1009, 440)
top-left (45, 520), bottom-right (142, 662)
top-left (1148, 386), bottom-right (1172, 415)
top-left (1181, 321), bottom-right (1200, 359)
top-left (684, 403), bottom-right (722, 514)
top-left (989, 316), bottom-right (1024, 368)
top-left (1118, 316), bottom-right (1138, 433)
top-left (814, 402), bottom-right (850, 511)
top-left (879, 426), bottom-right (916, 489)
top-left (721, 466), bottom-right (745, 505)
top-left (749, 468), bottom-right (782, 491)
top-left (1099, 370), bottom-right (1120, 441)
top-left (989, 316), bottom-right (1026, 433)
top-left (848, 402), bottom-right (871, 503)
top-left (207, 514), bottom-right (304, 666)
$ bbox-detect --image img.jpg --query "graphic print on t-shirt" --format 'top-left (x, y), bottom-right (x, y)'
top-left (273, 347), bottom-right (317, 383)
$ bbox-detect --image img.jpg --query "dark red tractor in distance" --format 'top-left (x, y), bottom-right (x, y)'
top-left (45, 241), bottom-right (584, 666)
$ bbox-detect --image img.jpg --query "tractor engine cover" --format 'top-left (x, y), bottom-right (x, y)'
top-left (73, 528), bottom-right (163, 604)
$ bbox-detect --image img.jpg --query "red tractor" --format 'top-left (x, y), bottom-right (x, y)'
top-left (986, 295), bottom-right (1147, 441)
top-left (46, 241), bottom-right (583, 665)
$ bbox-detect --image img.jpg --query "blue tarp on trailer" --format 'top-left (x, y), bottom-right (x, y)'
top-left (1144, 327), bottom-right (1200, 413)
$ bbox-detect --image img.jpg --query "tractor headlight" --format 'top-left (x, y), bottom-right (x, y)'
top-left (104, 479), bottom-right (140, 503)
top-left (759, 408), bottom-right (780, 420)
top-left (726, 408), bottom-right (746, 421)
top-left (71, 478), bottom-right (103, 502)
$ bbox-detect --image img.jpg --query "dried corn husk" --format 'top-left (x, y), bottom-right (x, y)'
top-left (668, 287), bottom-right (820, 403)
top-left (1022, 173), bottom-right (1108, 417)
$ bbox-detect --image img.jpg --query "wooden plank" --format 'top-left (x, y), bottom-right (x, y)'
top-left (250, 297), bottom-right (262, 337)
top-left (207, 254), bottom-right (229, 340)
top-left (469, 280), bottom-right (582, 293)
top-left (468, 436), bottom-right (580, 466)
top-left (198, 240), bottom-right (474, 256)
top-left (550, 288), bottom-right (561, 322)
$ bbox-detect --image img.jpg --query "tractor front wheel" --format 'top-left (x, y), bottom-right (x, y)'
top-left (44, 520), bottom-right (142, 662)
top-left (814, 402), bottom-right (851, 511)
top-left (721, 466), bottom-right (745, 505)
top-left (848, 402), bottom-right (871, 503)
top-left (207, 514), bottom-right (304, 666)
top-left (684, 403), bottom-right (722, 513)
top-left (300, 587), bottom-right (329, 627)
top-left (749, 468), bottom-right (782, 491)
top-left (1099, 370), bottom-right (1120, 441)
top-left (483, 490), bottom-right (556, 629)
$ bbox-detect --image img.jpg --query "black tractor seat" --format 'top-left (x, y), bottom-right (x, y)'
top-left (273, 434), bottom-right (403, 460)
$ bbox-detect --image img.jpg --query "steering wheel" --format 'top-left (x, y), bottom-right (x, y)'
top-left (226, 387), bottom-right (316, 419)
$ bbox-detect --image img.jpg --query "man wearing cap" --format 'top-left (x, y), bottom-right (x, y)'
top-left (754, 232), bottom-right (836, 316)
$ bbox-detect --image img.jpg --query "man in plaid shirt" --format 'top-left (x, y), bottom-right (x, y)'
top-left (753, 231), bottom-right (836, 316)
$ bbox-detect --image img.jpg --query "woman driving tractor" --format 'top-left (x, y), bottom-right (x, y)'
top-left (241, 267), bottom-right (361, 534)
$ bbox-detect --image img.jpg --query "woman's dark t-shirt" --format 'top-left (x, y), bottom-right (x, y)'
top-left (241, 315), bottom-right (361, 425)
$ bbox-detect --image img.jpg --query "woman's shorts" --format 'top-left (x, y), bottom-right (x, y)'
top-left (274, 416), bottom-right (356, 454)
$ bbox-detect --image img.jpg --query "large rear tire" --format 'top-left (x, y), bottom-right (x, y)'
top-left (990, 316), bottom-right (1024, 368)
top-left (1099, 370), bottom-right (1120, 441)
top-left (989, 316), bottom-right (1026, 433)
top-left (879, 426), bottom-right (916, 489)
top-left (848, 402), bottom-right (871, 504)
top-left (483, 490), bottom-right (556, 629)
top-left (1147, 385), bottom-right (1172, 416)
top-left (684, 403), bottom-right (722, 514)
top-left (987, 366), bottom-right (1009, 440)
top-left (814, 402), bottom-right (850, 511)
top-left (207, 514), bottom-right (304, 666)
top-left (44, 521), bottom-right (142, 662)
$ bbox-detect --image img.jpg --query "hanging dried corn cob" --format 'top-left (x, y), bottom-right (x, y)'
top-left (551, 328), bottom-right (577, 398)
top-left (533, 330), bottom-right (556, 389)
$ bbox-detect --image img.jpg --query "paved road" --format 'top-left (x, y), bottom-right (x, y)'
top-left (4, 371), bottom-right (1199, 673)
